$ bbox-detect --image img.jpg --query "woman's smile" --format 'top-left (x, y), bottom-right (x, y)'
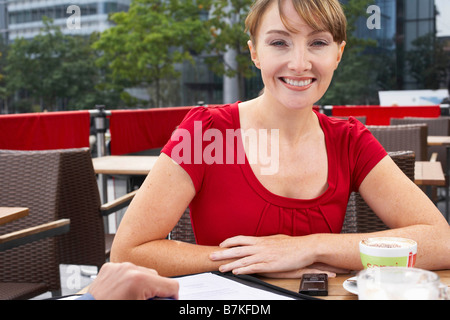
top-left (280, 77), bottom-right (316, 91)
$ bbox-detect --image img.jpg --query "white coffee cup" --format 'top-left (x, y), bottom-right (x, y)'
top-left (357, 267), bottom-right (445, 300)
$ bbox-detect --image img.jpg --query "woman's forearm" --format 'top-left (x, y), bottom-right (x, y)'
top-left (111, 239), bottom-right (233, 277)
top-left (111, 223), bottom-right (449, 278)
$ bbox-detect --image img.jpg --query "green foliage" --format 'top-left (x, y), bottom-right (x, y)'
top-left (5, 18), bottom-right (104, 111)
top-left (319, 0), bottom-right (380, 105)
top-left (202, 0), bottom-right (254, 79)
top-left (92, 0), bottom-right (211, 107)
top-left (406, 33), bottom-right (450, 90)
top-left (0, 52), bottom-right (3, 83)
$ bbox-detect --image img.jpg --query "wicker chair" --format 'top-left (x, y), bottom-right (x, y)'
top-left (55, 148), bottom-right (195, 262)
top-left (169, 207), bottom-right (196, 244)
top-left (0, 151), bottom-right (71, 299)
top-left (342, 151), bottom-right (416, 233)
top-left (0, 148), bottom-right (196, 276)
top-left (390, 117), bottom-right (450, 172)
top-left (390, 117), bottom-right (450, 136)
top-left (367, 124), bottom-right (428, 161)
top-left (0, 149), bottom-right (138, 273)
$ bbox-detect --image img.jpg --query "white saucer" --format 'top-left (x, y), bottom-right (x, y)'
top-left (343, 276), bottom-right (358, 295)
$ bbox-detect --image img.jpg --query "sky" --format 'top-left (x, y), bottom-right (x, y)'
top-left (436, 0), bottom-right (450, 37)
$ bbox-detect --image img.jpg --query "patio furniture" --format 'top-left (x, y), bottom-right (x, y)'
top-left (391, 117), bottom-right (450, 172)
top-left (367, 124), bottom-right (428, 161)
top-left (342, 151), bottom-right (415, 233)
top-left (0, 151), bottom-right (72, 299)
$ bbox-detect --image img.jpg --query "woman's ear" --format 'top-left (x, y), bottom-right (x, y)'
top-left (335, 41), bottom-right (346, 69)
top-left (248, 40), bottom-right (261, 69)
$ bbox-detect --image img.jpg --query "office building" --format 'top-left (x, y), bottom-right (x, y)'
top-left (350, 0), bottom-right (437, 90)
top-left (0, 0), bottom-right (130, 42)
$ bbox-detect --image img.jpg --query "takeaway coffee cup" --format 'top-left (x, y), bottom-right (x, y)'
top-left (357, 267), bottom-right (444, 300)
top-left (359, 237), bottom-right (417, 269)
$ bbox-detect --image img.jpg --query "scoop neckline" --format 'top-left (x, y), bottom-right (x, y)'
top-left (230, 102), bottom-right (337, 208)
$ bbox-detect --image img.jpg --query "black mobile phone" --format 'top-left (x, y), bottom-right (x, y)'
top-left (299, 273), bottom-right (328, 296)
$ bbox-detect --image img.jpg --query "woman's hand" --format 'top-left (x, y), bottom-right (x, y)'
top-left (209, 234), bottom-right (325, 276)
top-left (209, 235), bottom-right (349, 278)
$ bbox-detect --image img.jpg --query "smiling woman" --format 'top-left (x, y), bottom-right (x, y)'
top-left (246, 0), bottom-right (346, 111)
top-left (111, 0), bottom-right (450, 278)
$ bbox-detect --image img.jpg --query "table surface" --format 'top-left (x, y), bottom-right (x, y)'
top-left (92, 156), bottom-right (445, 187)
top-left (78, 269), bottom-right (449, 300)
top-left (261, 269), bottom-right (450, 300)
top-left (415, 161), bottom-right (446, 186)
top-left (0, 207), bottom-right (29, 225)
top-left (92, 155), bottom-right (159, 175)
top-left (428, 136), bottom-right (450, 146)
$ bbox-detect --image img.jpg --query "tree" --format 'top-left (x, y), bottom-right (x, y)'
top-left (0, 49), bottom-right (8, 113)
top-left (406, 33), bottom-right (450, 90)
top-left (319, 0), bottom-right (379, 106)
top-left (6, 18), bottom-right (103, 111)
top-left (93, 0), bottom-right (210, 108)
top-left (202, 0), bottom-right (255, 102)
top-left (0, 52), bottom-right (3, 83)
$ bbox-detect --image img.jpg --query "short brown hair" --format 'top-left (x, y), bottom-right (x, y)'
top-left (245, 0), bottom-right (347, 44)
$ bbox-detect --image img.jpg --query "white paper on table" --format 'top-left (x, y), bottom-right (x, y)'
top-left (176, 272), bottom-right (295, 300)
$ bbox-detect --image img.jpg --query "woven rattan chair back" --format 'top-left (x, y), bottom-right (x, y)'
top-left (367, 124), bottom-right (428, 161)
top-left (342, 151), bottom-right (415, 233)
top-left (0, 150), bottom-right (63, 299)
top-left (390, 117), bottom-right (450, 136)
top-left (391, 117), bottom-right (450, 173)
top-left (56, 148), bottom-right (106, 268)
top-left (0, 148), bottom-right (105, 268)
top-left (169, 208), bottom-right (196, 244)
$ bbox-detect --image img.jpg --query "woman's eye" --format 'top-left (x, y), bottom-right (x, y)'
top-left (270, 40), bottom-right (287, 47)
top-left (311, 40), bottom-right (329, 47)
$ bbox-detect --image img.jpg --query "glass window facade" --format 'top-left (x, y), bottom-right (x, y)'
top-left (348, 0), bottom-right (436, 89)
top-left (8, 2), bottom-right (129, 25)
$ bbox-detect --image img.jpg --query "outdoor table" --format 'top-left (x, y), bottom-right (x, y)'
top-left (0, 207), bottom-right (29, 225)
top-left (92, 155), bottom-right (159, 233)
top-left (92, 155), bottom-right (448, 221)
top-left (414, 161), bottom-right (445, 186)
top-left (427, 136), bottom-right (450, 220)
top-left (92, 155), bottom-right (159, 176)
top-left (77, 270), bottom-right (449, 300)
top-left (427, 136), bottom-right (450, 147)
top-left (261, 269), bottom-right (450, 300)
top-left (93, 156), bottom-right (445, 187)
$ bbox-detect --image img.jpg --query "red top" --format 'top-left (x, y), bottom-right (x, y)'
top-left (162, 103), bottom-right (387, 245)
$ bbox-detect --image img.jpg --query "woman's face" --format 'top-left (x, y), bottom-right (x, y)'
top-left (249, 0), bottom-right (346, 110)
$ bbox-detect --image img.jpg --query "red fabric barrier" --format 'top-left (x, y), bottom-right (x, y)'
top-left (109, 107), bottom-right (195, 155)
top-left (0, 111), bottom-right (91, 150)
top-left (332, 105), bottom-right (441, 125)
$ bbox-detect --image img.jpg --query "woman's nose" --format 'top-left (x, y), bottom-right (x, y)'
top-left (287, 49), bottom-right (312, 73)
